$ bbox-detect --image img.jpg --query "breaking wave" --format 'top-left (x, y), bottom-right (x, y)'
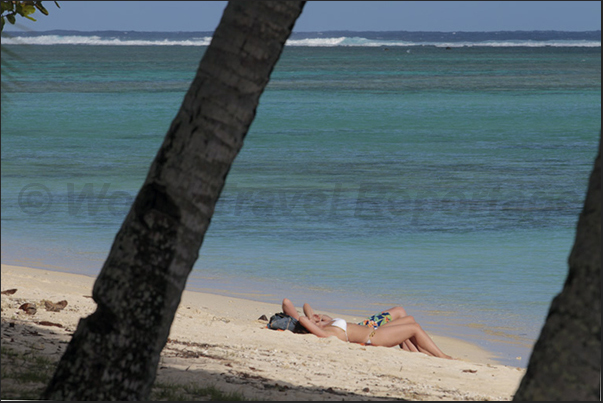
top-left (285, 36), bottom-right (600, 47)
top-left (2, 34), bottom-right (600, 47)
top-left (1, 35), bottom-right (213, 46)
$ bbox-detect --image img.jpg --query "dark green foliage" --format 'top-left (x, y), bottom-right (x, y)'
top-left (1, 1), bottom-right (59, 32)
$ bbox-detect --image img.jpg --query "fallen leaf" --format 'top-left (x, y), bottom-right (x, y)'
top-left (36, 321), bottom-right (64, 328)
top-left (462, 369), bottom-right (478, 373)
top-left (19, 303), bottom-right (37, 315)
top-left (44, 300), bottom-right (68, 312)
top-left (1, 289), bottom-right (17, 295)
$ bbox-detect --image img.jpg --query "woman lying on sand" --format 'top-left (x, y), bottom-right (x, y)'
top-left (282, 298), bottom-right (419, 352)
top-left (281, 298), bottom-right (451, 359)
top-left (282, 298), bottom-right (408, 329)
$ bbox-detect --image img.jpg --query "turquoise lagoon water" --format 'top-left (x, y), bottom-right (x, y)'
top-left (1, 33), bottom-right (601, 366)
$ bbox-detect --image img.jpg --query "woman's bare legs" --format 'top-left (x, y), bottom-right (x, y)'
top-left (383, 306), bottom-right (408, 320)
top-left (381, 315), bottom-right (416, 327)
top-left (401, 340), bottom-right (420, 352)
top-left (369, 322), bottom-right (452, 359)
top-left (380, 315), bottom-right (419, 352)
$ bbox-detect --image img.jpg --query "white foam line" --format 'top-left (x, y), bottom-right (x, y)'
top-left (2, 35), bottom-right (600, 47)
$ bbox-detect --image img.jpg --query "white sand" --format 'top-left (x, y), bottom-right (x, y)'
top-left (1, 264), bottom-right (525, 400)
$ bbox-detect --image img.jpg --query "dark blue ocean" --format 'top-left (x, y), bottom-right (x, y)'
top-left (1, 30), bottom-right (600, 366)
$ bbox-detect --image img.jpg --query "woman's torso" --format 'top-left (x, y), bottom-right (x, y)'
top-left (325, 320), bottom-right (372, 343)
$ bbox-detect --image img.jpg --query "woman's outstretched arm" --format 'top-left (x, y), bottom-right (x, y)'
top-left (303, 303), bottom-right (332, 323)
top-left (303, 303), bottom-right (318, 320)
top-left (298, 316), bottom-right (329, 338)
top-left (281, 298), bottom-right (300, 320)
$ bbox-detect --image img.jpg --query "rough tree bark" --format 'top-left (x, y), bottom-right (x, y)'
top-left (513, 131), bottom-right (601, 401)
top-left (42, 1), bottom-right (305, 400)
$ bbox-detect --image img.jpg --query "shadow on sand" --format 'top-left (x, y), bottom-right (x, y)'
top-left (1, 318), bottom-right (405, 401)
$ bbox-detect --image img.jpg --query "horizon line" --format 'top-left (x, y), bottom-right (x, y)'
top-left (3, 29), bottom-right (601, 34)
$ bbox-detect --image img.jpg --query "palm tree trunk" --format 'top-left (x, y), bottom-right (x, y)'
top-left (42, 1), bottom-right (305, 400)
top-left (513, 131), bottom-right (601, 401)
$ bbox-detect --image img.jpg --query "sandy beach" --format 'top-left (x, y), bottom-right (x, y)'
top-left (1, 264), bottom-right (525, 400)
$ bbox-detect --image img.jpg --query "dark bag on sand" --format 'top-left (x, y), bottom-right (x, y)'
top-left (266, 312), bottom-right (307, 333)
